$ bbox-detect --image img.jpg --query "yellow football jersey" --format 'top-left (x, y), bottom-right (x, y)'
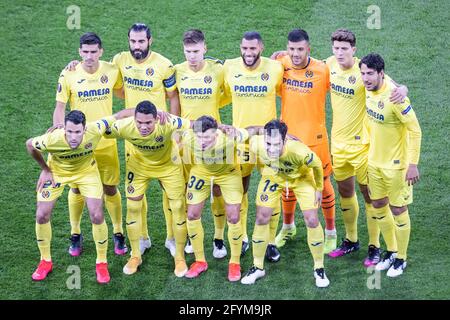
top-left (223, 57), bottom-right (283, 128)
top-left (31, 116), bottom-right (115, 175)
top-left (181, 129), bottom-right (248, 175)
top-left (175, 59), bottom-right (224, 122)
top-left (112, 51), bottom-right (176, 110)
top-left (326, 56), bottom-right (369, 145)
top-left (249, 135), bottom-right (324, 190)
top-left (56, 61), bottom-right (122, 149)
top-left (106, 115), bottom-right (190, 169)
top-left (365, 77), bottom-right (422, 169)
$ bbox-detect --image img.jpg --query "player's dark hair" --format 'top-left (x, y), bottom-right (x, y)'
top-left (135, 100), bottom-right (157, 118)
top-left (242, 31), bottom-right (263, 44)
top-left (183, 29), bottom-right (205, 45)
top-left (193, 116), bottom-right (218, 133)
top-left (80, 32), bottom-right (102, 49)
top-left (331, 29), bottom-right (356, 47)
top-left (359, 53), bottom-right (385, 73)
top-left (128, 23), bottom-right (151, 39)
top-left (264, 120), bottom-right (288, 141)
top-left (288, 29), bottom-right (309, 43)
top-left (65, 110), bottom-right (86, 127)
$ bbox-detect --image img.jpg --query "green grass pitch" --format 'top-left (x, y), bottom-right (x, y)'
top-left (0, 0), bottom-right (449, 300)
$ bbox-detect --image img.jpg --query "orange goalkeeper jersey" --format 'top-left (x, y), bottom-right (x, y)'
top-left (278, 55), bottom-right (330, 147)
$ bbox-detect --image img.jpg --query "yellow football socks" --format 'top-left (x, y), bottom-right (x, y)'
top-left (36, 221), bottom-right (52, 261)
top-left (307, 224), bottom-right (325, 269)
top-left (394, 209), bottom-right (411, 260)
top-left (340, 195), bottom-right (359, 243)
top-left (92, 221), bottom-right (108, 263)
top-left (68, 189), bottom-right (84, 235)
top-left (187, 218), bottom-right (205, 262)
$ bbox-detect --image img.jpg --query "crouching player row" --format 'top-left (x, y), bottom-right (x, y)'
top-left (27, 108), bottom-right (134, 284)
top-left (211, 119), bottom-right (329, 287)
top-left (27, 101), bottom-right (194, 283)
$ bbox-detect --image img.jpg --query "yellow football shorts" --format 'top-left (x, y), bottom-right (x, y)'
top-left (256, 172), bottom-right (318, 211)
top-left (331, 141), bottom-right (369, 185)
top-left (186, 166), bottom-right (243, 205)
top-left (37, 164), bottom-right (103, 201)
top-left (367, 165), bottom-right (413, 207)
top-left (125, 156), bottom-right (185, 200)
top-left (93, 143), bottom-right (120, 186)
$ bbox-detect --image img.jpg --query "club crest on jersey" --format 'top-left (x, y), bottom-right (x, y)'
top-left (261, 73), bottom-right (269, 81)
top-left (146, 68), bottom-right (154, 77)
top-left (348, 75), bottom-right (356, 84)
top-left (100, 75), bottom-right (108, 84)
top-left (85, 143), bottom-right (92, 149)
top-left (305, 70), bottom-right (314, 78)
top-left (378, 101), bottom-right (384, 109)
top-left (187, 192), bottom-right (193, 200)
top-left (41, 190), bottom-right (51, 199)
top-left (57, 83), bottom-right (62, 93)
top-left (204, 75), bottom-right (212, 84)
top-left (155, 135), bottom-right (164, 143)
top-left (127, 185), bottom-right (135, 194)
top-left (260, 194), bottom-right (268, 202)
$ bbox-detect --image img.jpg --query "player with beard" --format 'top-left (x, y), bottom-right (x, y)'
top-left (112, 23), bottom-right (182, 257)
top-left (223, 31), bottom-right (284, 263)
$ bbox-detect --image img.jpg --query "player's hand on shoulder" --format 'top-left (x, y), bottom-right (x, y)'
top-left (65, 60), bottom-right (80, 71)
top-left (218, 124), bottom-right (237, 137)
top-left (46, 123), bottom-right (64, 133)
top-left (157, 110), bottom-right (171, 125)
top-left (389, 85), bottom-right (407, 104)
top-left (270, 50), bottom-right (287, 60)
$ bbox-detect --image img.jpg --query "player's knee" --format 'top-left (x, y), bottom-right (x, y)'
top-left (372, 198), bottom-right (389, 208)
top-left (227, 212), bottom-right (240, 224)
top-left (89, 209), bottom-right (104, 224)
top-left (169, 198), bottom-right (185, 213)
top-left (187, 210), bottom-right (201, 221)
top-left (337, 180), bottom-right (354, 198)
top-left (303, 211), bottom-right (319, 228)
top-left (304, 216), bottom-right (319, 228)
top-left (390, 205), bottom-right (408, 216)
top-left (255, 206), bottom-right (272, 224)
top-left (103, 185), bottom-right (117, 196)
top-left (36, 203), bottom-right (52, 223)
top-left (36, 212), bottom-right (50, 224)
top-left (255, 212), bottom-right (271, 225)
top-left (90, 212), bottom-right (104, 224)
